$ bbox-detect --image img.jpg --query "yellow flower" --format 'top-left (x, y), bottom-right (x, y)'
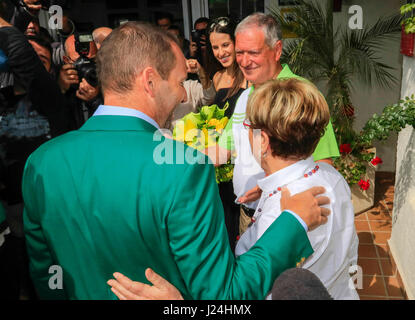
top-left (216, 117), bottom-right (228, 131)
top-left (174, 121), bottom-right (185, 142)
top-left (184, 119), bottom-right (198, 143)
top-left (207, 117), bottom-right (228, 132)
top-left (207, 118), bottom-right (220, 127)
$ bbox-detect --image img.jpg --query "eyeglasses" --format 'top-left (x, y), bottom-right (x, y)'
top-left (243, 119), bottom-right (252, 130)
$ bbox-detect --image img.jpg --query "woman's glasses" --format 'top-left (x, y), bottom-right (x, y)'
top-left (243, 119), bottom-right (252, 130)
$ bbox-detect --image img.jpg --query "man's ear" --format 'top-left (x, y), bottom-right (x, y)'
top-left (274, 40), bottom-right (283, 63)
top-left (142, 67), bottom-right (157, 98)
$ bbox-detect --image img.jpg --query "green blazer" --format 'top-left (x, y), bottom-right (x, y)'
top-left (22, 115), bottom-right (313, 300)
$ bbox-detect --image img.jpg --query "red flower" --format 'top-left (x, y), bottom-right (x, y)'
top-left (371, 156), bottom-right (383, 166)
top-left (358, 179), bottom-right (370, 191)
top-left (339, 143), bottom-right (352, 154)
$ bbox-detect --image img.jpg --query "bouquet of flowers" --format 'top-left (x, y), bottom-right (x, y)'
top-left (173, 103), bottom-right (234, 183)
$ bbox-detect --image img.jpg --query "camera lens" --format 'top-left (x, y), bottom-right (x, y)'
top-left (74, 57), bottom-right (98, 87)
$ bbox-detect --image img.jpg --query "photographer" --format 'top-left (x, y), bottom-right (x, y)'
top-left (189, 17), bottom-right (209, 68)
top-left (58, 33), bottom-right (101, 129)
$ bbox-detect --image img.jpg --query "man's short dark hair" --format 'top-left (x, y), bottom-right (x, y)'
top-left (0, 0), bottom-right (13, 21)
top-left (167, 25), bottom-right (182, 35)
top-left (26, 35), bottom-right (53, 57)
top-left (194, 17), bottom-right (209, 29)
top-left (155, 11), bottom-right (173, 23)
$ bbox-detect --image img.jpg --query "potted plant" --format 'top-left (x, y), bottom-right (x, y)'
top-left (400, 2), bottom-right (415, 56)
top-left (401, 2), bottom-right (415, 34)
top-left (335, 96), bottom-right (415, 213)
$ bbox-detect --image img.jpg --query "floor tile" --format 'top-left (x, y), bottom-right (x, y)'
top-left (373, 232), bottom-right (391, 244)
top-left (385, 276), bottom-right (404, 298)
top-left (358, 232), bottom-right (374, 244)
top-left (358, 244), bottom-right (378, 258)
top-left (366, 211), bottom-right (391, 221)
top-left (376, 244), bottom-right (390, 258)
top-left (357, 275), bottom-right (387, 297)
top-left (354, 172), bottom-right (404, 300)
top-left (372, 232), bottom-right (391, 245)
top-left (369, 220), bottom-right (392, 232)
top-left (355, 220), bottom-right (371, 232)
top-left (358, 258), bottom-right (382, 276)
top-left (359, 295), bottom-right (389, 300)
top-left (355, 213), bottom-right (367, 221)
top-left (380, 260), bottom-right (396, 277)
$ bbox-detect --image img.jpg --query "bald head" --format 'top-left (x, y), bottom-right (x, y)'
top-left (64, 34), bottom-right (98, 62)
top-left (92, 27), bottom-right (113, 49)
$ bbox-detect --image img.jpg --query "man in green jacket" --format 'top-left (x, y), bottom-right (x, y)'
top-left (22, 22), bottom-right (330, 300)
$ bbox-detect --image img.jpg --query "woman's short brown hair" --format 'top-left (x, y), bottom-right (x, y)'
top-left (97, 22), bottom-right (177, 95)
top-left (246, 78), bottom-right (330, 160)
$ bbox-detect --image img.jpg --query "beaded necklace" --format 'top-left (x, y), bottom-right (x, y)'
top-left (249, 165), bottom-right (320, 226)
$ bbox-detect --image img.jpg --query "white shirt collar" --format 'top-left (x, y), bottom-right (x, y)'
top-left (92, 105), bottom-right (160, 129)
top-left (257, 156), bottom-right (316, 193)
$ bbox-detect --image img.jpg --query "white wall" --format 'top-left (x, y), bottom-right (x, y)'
top-left (267, 0), bottom-right (403, 172)
top-left (389, 54), bottom-right (415, 300)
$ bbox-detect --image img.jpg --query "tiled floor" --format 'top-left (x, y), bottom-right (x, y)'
top-left (355, 172), bottom-right (407, 300)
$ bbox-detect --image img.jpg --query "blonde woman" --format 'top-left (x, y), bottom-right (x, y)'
top-left (236, 78), bottom-right (358, 299)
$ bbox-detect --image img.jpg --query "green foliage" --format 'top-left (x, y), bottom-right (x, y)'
top-left (215, 160), bottom-right (234, 184)
top-left (334, 96), bottom-right (415, 185)
top-left (360, 95), bottom-right (415, 145)
top-left (401, 3), bottom-right (415, 34)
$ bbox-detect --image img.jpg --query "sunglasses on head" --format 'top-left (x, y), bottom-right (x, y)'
top-left (209, 18), bottom-right (230, 31)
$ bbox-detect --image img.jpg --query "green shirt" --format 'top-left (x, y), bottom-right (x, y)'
top-left (218, 64), bottom-right (340, 161)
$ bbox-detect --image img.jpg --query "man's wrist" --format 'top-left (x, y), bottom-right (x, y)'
top-left (283, 209), bottom-right (308, 232)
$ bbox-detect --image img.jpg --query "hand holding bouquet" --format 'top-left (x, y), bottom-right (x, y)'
top-left (173, 104), bottom-right (234, 183)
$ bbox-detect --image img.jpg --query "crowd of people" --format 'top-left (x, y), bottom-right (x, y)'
top-left (0, 0), bottom-right (358, 301)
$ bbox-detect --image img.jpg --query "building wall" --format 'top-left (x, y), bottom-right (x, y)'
top-left (267, 0), bottom-right (403, 172)
top-left (389, 54), bottom-right (415, 300)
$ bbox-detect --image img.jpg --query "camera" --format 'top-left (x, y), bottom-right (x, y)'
top-left (73, 33), bottom-right (98, 87)
top-left (191, 29), bottom-right (206, 48)
top-left (10, 0), bottom-right (53, 10)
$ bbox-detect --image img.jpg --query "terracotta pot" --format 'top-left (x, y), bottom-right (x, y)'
top-left (351, 148), bottom-right (376, 215)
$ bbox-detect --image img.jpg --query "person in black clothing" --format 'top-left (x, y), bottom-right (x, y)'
top-left (58, 34), bottom-right (102, 129)
top-left (189, 17), bottom-right (210, 70)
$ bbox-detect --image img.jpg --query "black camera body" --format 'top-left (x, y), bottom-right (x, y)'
top-left (73, 33), bottom-right (98, 87)
top-left (10, 0), bottom-right (52, 10)
top-left (191, 28), bottom-right (206, 48)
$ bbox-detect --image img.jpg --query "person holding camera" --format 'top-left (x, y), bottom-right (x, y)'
top-left (58, 33), bottom-right (101, 129)
top-left (189, 17), bottom-right (209, 68)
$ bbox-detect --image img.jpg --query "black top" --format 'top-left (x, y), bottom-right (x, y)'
top-left (213, 87), bottom-right (246, 118)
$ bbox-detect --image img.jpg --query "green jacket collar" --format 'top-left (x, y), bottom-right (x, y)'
top-left (79, 115), bottom-right (159, 133)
